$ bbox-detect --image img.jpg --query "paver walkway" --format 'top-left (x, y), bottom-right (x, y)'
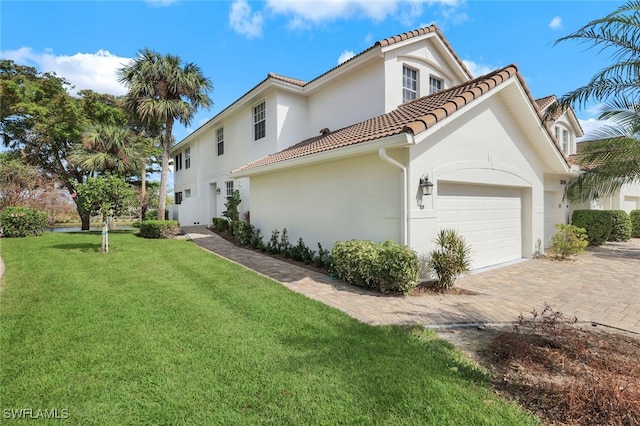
top-left (182, 226), bottom-right (640, 334)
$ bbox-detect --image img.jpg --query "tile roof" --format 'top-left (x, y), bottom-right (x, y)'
top-left (267, 72), bottom-right (306, 87)
top-left (234, 65), bottom-right (519, 173)
top-left (535, 95), bottom-right (557, 112)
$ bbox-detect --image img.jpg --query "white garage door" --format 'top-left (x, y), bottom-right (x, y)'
top-left (438, 184), bottom-right (523, 269)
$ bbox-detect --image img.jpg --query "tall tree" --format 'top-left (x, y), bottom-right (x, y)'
top-left (556, 1), bottom-right (640, 202)
top-left (118, 49), bottom-right (212, 220)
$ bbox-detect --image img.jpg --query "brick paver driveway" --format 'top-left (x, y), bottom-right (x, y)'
top-left (183, 227), bottom-right (640, 334)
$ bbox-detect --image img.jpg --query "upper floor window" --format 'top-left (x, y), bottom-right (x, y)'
top-left (253, 102), bottom-right (266, 140)
top-left (429, 76), bottom-right (443, 94)
top-left (184, 189), bottom-right (191, 198)
top-left (174, 153), bottom-right (183, 171)
top-left (562, 129), bottom-right (569, 154)
top-left (402, 66), bottom-right (418, 103)
top-left (554, 126), bottom-right (560, 141)
top-left (216, 127), bottom-right (224, 156)
top-left (185, 148), bottom-right (191, 169)
top-left (225, 180), bottom-right (234, 197)
top-left (175, 191), bottom-right (183, 205)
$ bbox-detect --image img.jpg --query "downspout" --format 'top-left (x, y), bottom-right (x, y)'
top-left (378, 148), bottom-right (407, 245)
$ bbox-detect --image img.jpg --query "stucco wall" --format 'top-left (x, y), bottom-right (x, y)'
top-left (249, 152), bottom-right (403, 250)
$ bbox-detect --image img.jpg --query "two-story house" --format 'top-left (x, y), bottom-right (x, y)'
top-left (172, 25), bottom-right (583, 270)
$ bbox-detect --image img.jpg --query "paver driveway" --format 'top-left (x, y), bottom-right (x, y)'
top-left (183, 227), bottom-right (640, 334)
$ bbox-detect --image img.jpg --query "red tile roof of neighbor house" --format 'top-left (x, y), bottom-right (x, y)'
top-left (234, 65), bottom-right (525, 173)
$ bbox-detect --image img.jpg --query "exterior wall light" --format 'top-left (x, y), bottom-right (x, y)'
top-left (215, 187), bottom-right (221, 195)
top-left (419, 174), bottom-right (434, 196)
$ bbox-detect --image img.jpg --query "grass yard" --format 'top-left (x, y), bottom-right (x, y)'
top-left (0, 231), bottom-right (536, 425)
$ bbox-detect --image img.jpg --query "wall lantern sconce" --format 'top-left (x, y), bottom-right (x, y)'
top-left (215, 188), bottom-right (221, 195)
top-left (419, 174), bottom-right (434, 196)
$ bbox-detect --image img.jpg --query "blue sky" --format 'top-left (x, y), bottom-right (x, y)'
top-left (0, 0), bottom-right (626, 142)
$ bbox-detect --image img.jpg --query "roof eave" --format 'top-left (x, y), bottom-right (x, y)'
top-left (231, 133), bottom-right (413, 178)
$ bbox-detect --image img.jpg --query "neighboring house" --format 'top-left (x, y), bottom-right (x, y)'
top-left (171, 25), bottom-right (582, 270)
top-left (568, 140), bottom-right (640, 214)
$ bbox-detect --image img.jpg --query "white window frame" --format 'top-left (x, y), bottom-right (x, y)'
top-left (562, 129), bottom-right (569, 154)
top-left (429, 76), bottom-right (443, 94)
top-left (225, 180), bottom-right (234, 198)
top-left (174, 153), bottom-right (182, 171)
top-left (184, 189), bottom-right (191, 198)
top-left (253, 102), bottom-right (266, 141)
top-left (216, 127), bottom-right (224, 156)
top-left (402, 66), bottom-right (418, 103)
top-left (185, 148), bottom-right (191, 169)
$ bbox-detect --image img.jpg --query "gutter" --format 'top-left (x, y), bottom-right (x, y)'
top-left (378, 148), bottom-right (408, 246)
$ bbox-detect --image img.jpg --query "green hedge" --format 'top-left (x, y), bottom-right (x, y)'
top-left (571, 210), bottom-right (612, 246)
top-left (331, 240), bottom-right (419, 294)
top-left (0, 206), bottom-right (49, 238)
top-left (138, 220), bottom-right (180, 239)
top-left (604, 210), bottom-right (631, 242)
top-left (631, 210), bottom-right (640, 238)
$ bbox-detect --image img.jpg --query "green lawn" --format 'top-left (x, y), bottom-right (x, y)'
top-left (0, 232), bottom-right (537, 425)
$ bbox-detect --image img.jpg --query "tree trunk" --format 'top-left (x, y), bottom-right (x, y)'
top-left (157, 119), bottom-right (173, 221)
top-left (76, 204), bottom-right (91, 230)
top-left (140, 165), bottom-right (148, 220)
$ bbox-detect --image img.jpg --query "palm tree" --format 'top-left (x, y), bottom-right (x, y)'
top-left (70, 123), bottom-right (146, 176)
top-left (118, 49), bottom-right (212, 220)
top-left (556, 1), bottom-right (640, 202)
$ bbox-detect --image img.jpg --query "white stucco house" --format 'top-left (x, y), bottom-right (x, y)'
top-left (170, 25), bottom-right (585, 270)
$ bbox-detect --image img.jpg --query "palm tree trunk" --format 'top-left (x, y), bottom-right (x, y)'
top-left (157, 119), bottom-right (173, 221)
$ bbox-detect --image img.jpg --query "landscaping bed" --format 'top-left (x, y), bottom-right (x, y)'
top-left (438, 307), bottom-right (640, 425)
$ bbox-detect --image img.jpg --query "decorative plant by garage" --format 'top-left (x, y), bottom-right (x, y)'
top-left (74, 175), bottom-right (137, 252)
top-left (429, 229), bottom-right (472, 290)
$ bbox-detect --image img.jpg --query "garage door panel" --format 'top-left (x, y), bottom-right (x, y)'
top-left (438, 183), bottom-right (523, 269)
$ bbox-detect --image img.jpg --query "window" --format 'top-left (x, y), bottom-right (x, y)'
top-left (174, 153), bottom-right (182, 171)
top-left (402, 66), bottom-right (417, 103)
top-left (225, 180), bottom-right (234, 197)
top-left (554, 126), bottom-right (560, 141)
top-left (562, 129), bottom-right (569, 154)
top-left (185, 148), bottom-right (191, 169)
top-left (429, 76), bottom-right (443, 94)
top-left (175, 191), bottom-right (183, 205)
top-left (216, 127), bottom-right (224, 156)
top-left (253, 102), bottom-right (265, 140)
top-left (184, 189), bottom-right (191, 198)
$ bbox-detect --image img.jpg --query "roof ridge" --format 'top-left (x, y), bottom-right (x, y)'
top-left (267, 72), bottom-right (307, 87)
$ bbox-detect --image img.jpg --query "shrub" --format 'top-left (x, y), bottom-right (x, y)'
top-left (265, 229), bottom-right (280, 254)
top-left (288, 238), bottom-right (316, 264)
top-left (222, 190), bottom-right (241, 222)
top-left (604, 210), bottom-right (632, 242)
top-left (631, 210), bottom-right (640, 238)
top-left (313, 243), bottom-right (332, 269)
top-left (0, 206), bottom-right (49, 237)
top-left (231, 221), bottom-right (254, 246)
top-left (331, 240), bottom-right (419, 294)
top-left (377, 241), bottom-right (420, 294)
top-left (429, 229), bottom-right (471, 290)
top-left (212, 217), bottom-right (230, 233)
top-left (138, 220), bottom-right (180, 239)
top-left (250, 227), bottom-right (264, 251)
top-left (548, 224), bottom-right (589, 260)
top-left (571, 210), bottom-right (612, 246)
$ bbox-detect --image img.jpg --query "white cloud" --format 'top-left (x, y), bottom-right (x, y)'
top-left (548, 16), bottom-right (562, 30)
top-left (229, 0), bottom-right (264, 38)
top-left (1, 47), bottom-right (130, 96)
top-left (337, 50), bottom-right (356, 64)
top-left (578, 117), bottom-right (612, 141)
top-left (235, 0), bottom-right (463, 31)
top-left (462, 59), bottom-right (495, 77)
